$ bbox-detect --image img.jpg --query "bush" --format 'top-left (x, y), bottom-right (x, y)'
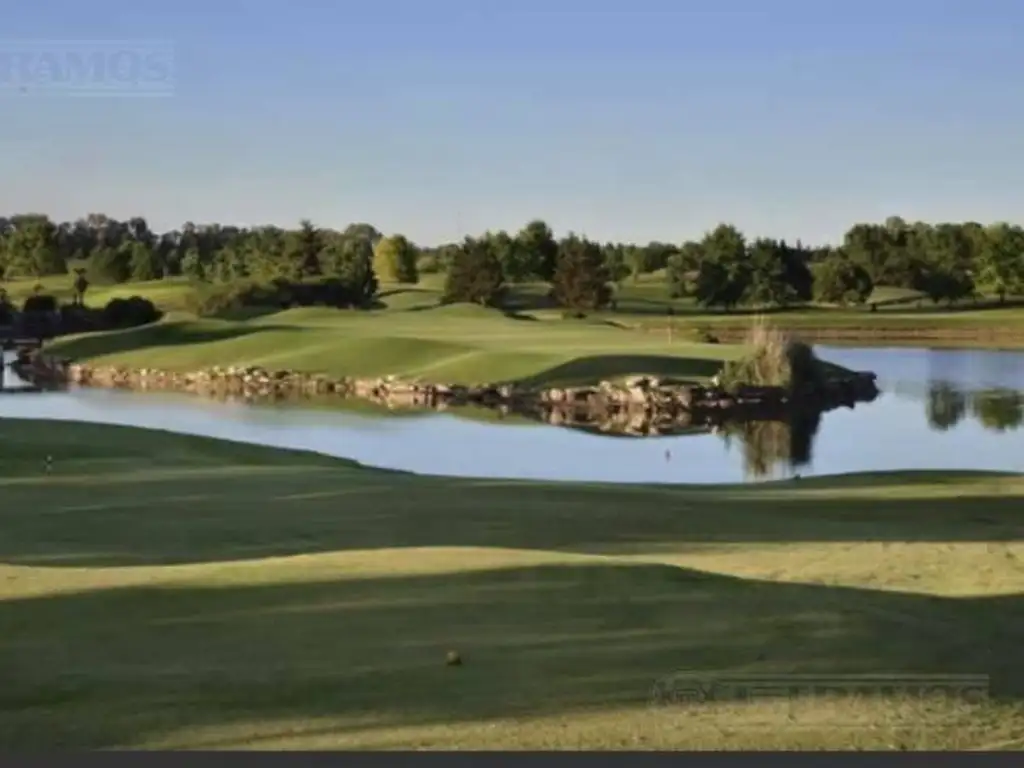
top-left (58, 304), bottom-right (106, 334)
top-left (184, 277), bottom-right (370, 318)
top-left (23, 293), bottom-right (58, 314)
top-left (719, 317), bottom-right (822, 392)
top-left (101, 296), bottom-right (162, 329)
top-left (185, 280), bottom-right (285, 317)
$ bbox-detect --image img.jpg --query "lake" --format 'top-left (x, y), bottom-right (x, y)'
top-left (1, 346), bottom-right (1022, 484)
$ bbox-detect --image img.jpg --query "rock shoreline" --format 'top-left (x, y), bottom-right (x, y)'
top-left (11, 354), bottom-right (880, 434)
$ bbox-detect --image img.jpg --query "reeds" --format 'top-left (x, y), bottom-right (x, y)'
top-left (720, 316), bottom-right (821, 391)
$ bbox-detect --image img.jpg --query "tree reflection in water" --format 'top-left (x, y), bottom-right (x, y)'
top-left (718, 408), bottom-right (823, 480)
top-left (968, 388), bottom-right (1023, 433)
top-left (923, 382), bottom-right (1023, 433)
top-left (718, 384), bottom-right (1023, 480)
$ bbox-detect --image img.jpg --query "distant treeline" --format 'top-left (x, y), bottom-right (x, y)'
top-left (1, 214), bottom-right (1023, 313)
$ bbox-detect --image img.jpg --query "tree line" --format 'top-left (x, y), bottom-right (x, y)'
top-left (1, 213), bottom-right (1023, 312)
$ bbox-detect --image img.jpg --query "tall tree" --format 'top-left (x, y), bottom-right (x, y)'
top-left (813, 251), bottom-right (874, 305)
top-left (319, 235), bottom-right (378, 306)
top-left (282, 219), bottom-right (323, 279)
top-left (977, 223), bottom-right (1024, 303)
top-left (373, 234), bottom-right (419, 284)
top-left (693, 224), bottom-right (750, 309)
top-left (442, 237), bottom-right (506, 306)
top-left (551, 234), bottom-right (611, 311)
top-left (514, 220), bottom-right (559, 282)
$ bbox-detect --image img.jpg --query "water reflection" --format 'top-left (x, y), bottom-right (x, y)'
top-left (971, 389), bottom-right (1024, 432)
top-left (721, 385), bottom-right (1023, 481)
top-left (718, 409), bottom-right (823, 481)
top-left (926, 383), bottom-right (969, 432)
top-left (1, 346), bottom-right (1023, 485)
top-left (923, 385), bottom-right (1023, 434)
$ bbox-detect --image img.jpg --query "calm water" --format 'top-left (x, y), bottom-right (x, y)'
top-left (1, 346), bottom-right (1023, 484)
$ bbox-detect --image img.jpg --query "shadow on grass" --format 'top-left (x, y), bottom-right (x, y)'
top-left (2, 460), bottom-right (1023, 568)
top-left (511, 354), bottom-right (724, 387)
top-left (2, 561), bottom-right (1021, 748)
top-left (869, 298), bottom-right (1024, 315)
top-left (47, 321), bottom-right (303, 361)
top-left (212, 306), bottom-right (286, 322)
top-left (502, 310), bottom-right (539, 322)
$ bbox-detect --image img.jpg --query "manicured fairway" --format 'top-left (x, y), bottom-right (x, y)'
top-left (2, 419), bottom-right (1024, 749)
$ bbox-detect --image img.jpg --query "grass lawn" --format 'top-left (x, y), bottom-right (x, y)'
top-left (7, 274), bottom-right (1024, 362)
top-left (28, 273), bottom-right (1021, 388)
top-left (1, 419), bottom-right (1024, 750)
top-left (45, 300), bottom-right (747, 387)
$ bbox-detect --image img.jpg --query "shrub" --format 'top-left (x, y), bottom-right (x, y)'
top-left (185, 280), bottom-right (284, 317)
top-left (23, 293), bottom-right (58, 314)
top-left (185, 277), bottom-right (371, 318)
top-left (101, 296), bottom-right (162, 329)
top-left (58, 304), bottom-right (106, 334)
top-left (719, 317), bottom-right (822, 392)
top-left (0, 288), bottom-right (15, 325)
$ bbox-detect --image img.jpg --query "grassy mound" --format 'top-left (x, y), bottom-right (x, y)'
top-left (46, 308), bottom-right (745, 387)
top-left (0, 419), bottom-right (1023, 749)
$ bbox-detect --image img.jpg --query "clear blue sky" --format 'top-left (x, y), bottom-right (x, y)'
top-left (2, 0), bottom-right (1023, 246)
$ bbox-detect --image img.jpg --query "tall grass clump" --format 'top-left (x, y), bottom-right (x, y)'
top-left (719, 317), bottom-right (823, 392)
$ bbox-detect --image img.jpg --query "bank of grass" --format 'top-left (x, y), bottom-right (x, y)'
top-left (45, 302), bottom-right (745, 388)
top-left (1, 419), bottom-right (1023, 750)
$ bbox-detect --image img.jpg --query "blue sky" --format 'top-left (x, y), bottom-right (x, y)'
top-left (2, 0), bottom-right (1023, 246)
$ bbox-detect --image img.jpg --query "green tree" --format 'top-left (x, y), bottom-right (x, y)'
top-left (624, 245), bottom-right (651, 282)
top-left (976, 223), bottom-right (1024, 303)
top-left (813, 251), bottom-right (874, 305)
top-left (180, 248), bottom-right (204, 280)
top-left (320, 235), bottom-right (379, 306)
top-left (551, 234), bottom-right (611, 311)
top-left (483, 231), bottom-right (530, 282)
top-left (88, 245), bottom-right (131, 284)
top-left (514, 220), bottom-right (559, 282)
top-left (2, 214), bottom-right (65, 277)
top-left (666, 241), bottom-right (703, 298)
top-left (601, 243), bottom-right (631, 285)
top-left (373, 234), bottom-right (419, 284)
top-left (693, 224), bottom-right (750, 309)
top-left (128, 242), bottom-right (162, 282)
top-left (744, 238), bottom-right (811, 307)
top-left (442, 237), bottom-right (505, 306)
top-left (282, 219), bottom-right (323, 279)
